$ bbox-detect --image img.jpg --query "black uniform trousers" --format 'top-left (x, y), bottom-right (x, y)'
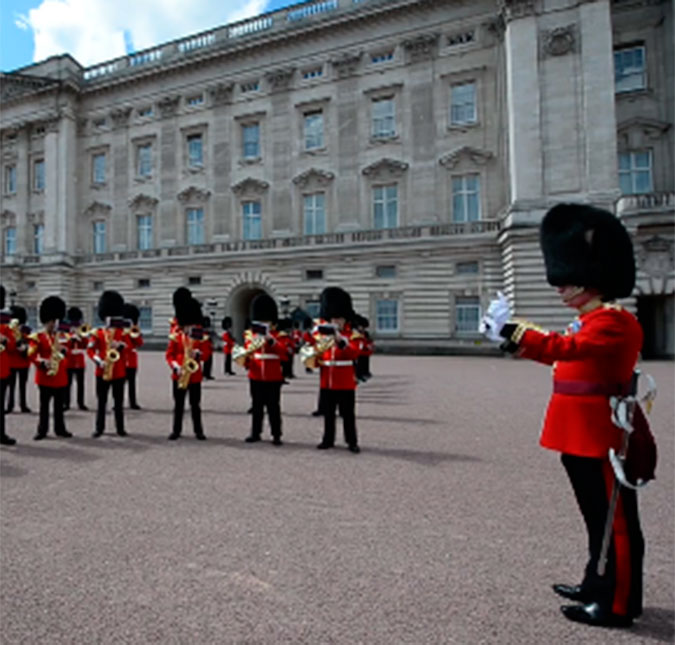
top-left (172, 380), bottom-right (204, 437)
top-left (203, 356), bottom-right (213, 379)
top-left (126, 367), bottom-right (139, 407)
top-left (250, 380), bottom-right (282, 439)
top-left (224, 353), bottom-right (234, 375)
top-left (561, 453), bottom-right (643, 618)
top-left (66, 367), bottom-right (86, 409)
top-left (0, 379), bottom-right (8, 439)
top-left (37, 386), bottom-right (68, 437)
top-left (95, 376), bottom-right (126, 435)
top-left (321, 389), bottom-right (357, 448)
top-left (355, 356), bottom-right (368, 381)
top-left (5, 367), bottom-right (30, 411)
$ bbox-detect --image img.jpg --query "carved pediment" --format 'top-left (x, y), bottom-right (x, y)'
top-left (84, 201), bottom-right (112, 217)
top-left (157, 95), bottom-right (181, 118)
top-left (402, 33), bottom-right (439, 62)
top-left (1, 209), bottom-right (16, 223)
top-left (28, 210), bottom-right (44, 224)
top-left (110, 107), bottom-right (132, 128)
top-left (232, 177), bottom-right (269, 195)
top-left (128, 194), bottom-right (159, 210)
top-left (330, 51), bottom-right (362, 78)
top-left (177, 186), bottom-right (211, 203)
top-left (265, 67), bottom-right (295, 92)
top-left (439, 146), bottom-right (494, 170)
top-left (361, 158), bottom-right (409, 179)
top-left (208, 82), bottom-right (234, 106)
top-left (0, 72), bottom-right (58, 102)
top-left (618, 117), bottom-right (670, 139)
top-left (292, 168), bottom-right (335, 188)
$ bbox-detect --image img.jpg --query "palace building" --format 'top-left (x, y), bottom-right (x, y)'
top-left (1, 0), bottom-right (673, 355)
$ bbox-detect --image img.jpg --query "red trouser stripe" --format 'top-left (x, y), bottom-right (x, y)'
top-left (602, 460), bottom-right (631, 616)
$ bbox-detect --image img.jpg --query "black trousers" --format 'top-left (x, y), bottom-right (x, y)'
top-left (224, 353), bottom-right (234, 375)
top-left (355, 356), bottom-right (368, 380)
top-left (37, 386), bottom-right (68, 436)
top-left (561, 454), bottom-right (643, 618)
top-left (6, 367), bottom-right (29, 411)
top-left (321, 389), bottom-right (357, 447)
top-left (172, 381), bottom-right (204, 437)
top-left (96, 377), bottom-right (125, 434)
top-left (203, 356), bottom-right (213, 379)
top-left (66, 368), bottom-right (85, 408)
top-left (250, 380), bottom-right (282, 439)
top-left (126, 367), bottom-right (139, 407)
top-left (0, 379), bottom-right (8, 438)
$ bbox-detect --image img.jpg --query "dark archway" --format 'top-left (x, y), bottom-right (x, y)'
top-left (226, 284), bottom-right (268, 342)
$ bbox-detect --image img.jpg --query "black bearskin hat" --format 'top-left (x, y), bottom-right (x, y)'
top-left (0, 285), bottom-right (5, 309)
top-left (302, 317), bottom-right (313, 331)
top-left (98, 290), bottom-right (124, 320)
top-left (173, 287), bottom-right (192, 308)
top-left (10, 305), bottom-right (27, 325)
top-left (176, 297), bottom-right (203, 327)
top-left (221, 316), bottom-right (232, 330)
top-left (40, 296), bottom-right (66, 324)
top-left (250, 294), bottom-right (278, 323)
top-left (203, 316), bottom-right (211, 329)
top-left (277, 318), bottom-right (291, 332)
top-left (320, 287), bottom-right (354, 320)
top-left (540, 204), bottom-right (635, 300)
top-left (123, 303), bottom-right (140, 324)
top-left (67, 307), bottom-right (83, 323)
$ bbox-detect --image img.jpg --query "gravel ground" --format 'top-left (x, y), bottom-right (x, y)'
top-left (1, 354), bottom-right (673, 645)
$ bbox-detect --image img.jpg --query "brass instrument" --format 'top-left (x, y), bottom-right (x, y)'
top-left (127, 324), bottom-right (141, 339)
top-left (178, 337), bottom-right (199, 389)
top-left (299, 334), bottom-right (336, 370)
top-left (9, 319), bottom-right (22, 342)
top-left (47, 331), bottom-right (67, 377)
top-left (232, 333), bottom-right (266, 368)
top-left (77, 323), bottom-right (92, 337)
top-left (103, 328), bottom-right (120, 381)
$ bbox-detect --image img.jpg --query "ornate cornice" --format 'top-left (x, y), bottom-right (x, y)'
top-left (128, 194), bottom-right (159, 209)
top-left (265, 67), bottom-right (295, 92)
top-left (330, 51), bottom-right (362, 79)
top-left (83, 201), bottom-right (112, 217)
top-left (177, 186), bottom-right (211, 203)
top-left (439, 146), bottom-right (494, 169)
top-left (402, 33), bottom-right (439, 63)
top-left (157, 95), bottom-right (180, 118)
top-left (207, 82), bottom-right (234, 106)
top-left (1, 209), bottom-right (16, 223)
top-left (540, 24), bottom-right (578, 58)
top-left (110, 106), bottom-right (132, 129)
top-left (499, 0), bottom-right (537, 23)
top-left (638, 235), bottom-right (674, 279)
top-left (292, 168), bottom-right (335, 188)
top-left (361, 158), bottom-right (409, 179)
top-left (617, 117), bottom-right (671, 139)
top-left (232, 177), bottom-right (269, 195)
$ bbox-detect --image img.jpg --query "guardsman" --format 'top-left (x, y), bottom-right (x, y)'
top-left (5, 304), bottom-right (32, 413)
top-left (123, 303), bottom-right (143, 409)
top-left (27, 296), bottom-right (72, 440)
top-left (201, 316), bottom-right (215, 380)
top-left (314, 287), bottom-right (362, 454)
top-left (481, 203), bottom-right (646, 628)
top-left (87, 290), bottom-right (128, 437)
top-left (277, 318), bottom-right (294, 383)
top-left (64, 306), bottom-right (89, 411)
top-left (0, 285), bottom-right (18, 445)
top-left (241, 294), bottom-right (286, 445)
top-left (221, 316), bottom-right (236, 376)
top-left (166, 297), bottom-right (206, 440)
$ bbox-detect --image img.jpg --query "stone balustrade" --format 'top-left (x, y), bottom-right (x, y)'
top-left (616, 191), bottom-right (675, 217)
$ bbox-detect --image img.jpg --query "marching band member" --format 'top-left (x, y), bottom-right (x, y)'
top-left (0, 285), bottom-right (17, 445)
top-left (123, 303), bottom-right (143, 410)
top-left (5, 305), bottom-right (32, 413)
top-left (302, 318), bottom-right (315, 375)
top-left (165, 297), bottom-right (206, 440)
top-left (201, 316), bottom-right (215, 380)
top-left (241, 294), bottom-right (286, 445)
top-left (481, 203), bottom-right (646, 628)
top-left (314, 287), bottom-right (362, 453)
top-left (353, 315), bottom-right (373, 383)
top-left (277, 318), bottom-right (294, 383)
top-left (221, 316), bottom-right (236, 376)
top-left (64, 306), bottom-right (89, 411)
top-left (87, 291), bottom-right (128, 438)
top-left (27, 296), bottom-right (72, 440)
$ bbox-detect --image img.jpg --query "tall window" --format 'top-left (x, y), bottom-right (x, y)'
top-left (376, 299), bottom-right (399, 332)
top-left (614, 46), bottom-right (646, 93)
top-left (34, 159), bottom-right (45, 191)
top-left (137, 144), bottom-right (152, 177)
top-left (304, 111), bottom-right (324, 150)
top-left (139, 306), bottom-right (153, 332)
top-left (373, 184), bottom-right (398, 230)
top-left (304, 193), bottom-right (326, 235)
top-left (186, 208), bottom-right (205, 245)
top-left (372, 98), bottom-right (395, 138)
top-left (5, 165), bottom-right (16, 194)
top-left (242, 201), bottom-right (262, 240)
top-left (450, 82), bottom-right (477, 125)
top-left (33, 224), bottom-right (44, 254)
top-left (93, 221), bottom-right (106, 254)
top-left (242, 124), bottom-right (260, 159)
top-left (4, 227), bottom-right (16, 255)
top-left (92, 153), bottom-right (106, 184)
top-left (137, 215), bottom-right (153, 250)
top-left (452, 175), bottom-right (481, 222)
top-left (455, 296), bottom-right (481, 333)
top-left (619, 151), bottom-right (652, 195)
top-left (187, 134), bottom-right (203, 168)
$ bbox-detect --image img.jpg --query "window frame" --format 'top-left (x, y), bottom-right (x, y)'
top-left (33, 159), bottom-right (45, 191)
top-left (455, 296), bottom-right (481, 335)
top-left (450, 81), bottom-right (477, 126)
top-left (137, 143), bottom-right (153, 178)
top-left (137, 214), bottom-right (153, 250)
top-left (303, 192), bottom-right (326, 235)
top-left (242, 200), bottom-right (262, 240)
top-left (614, 45), bottom-right (646, 94)
top-left (33, 223), bottom-right (44, 255)
top-left (92, 152), bottom-right (106, 185)
top-left (186, 207), bottom-right (205, 245)
top-left (618, 150), bottom-right (653, 196)
top-left (372, 183), bottom-right (399, 230)
top-left (4, 165), bottom-right (17, 194)
top-left (303, 110), bottom-right (324, 151)
top-left (4, 226), bottom-right (16, 255)
top-left (375, 298), bottom-right (400, 334)
top-left (92, 220), bottom-right (107, 254)
top-left (242, 123), bottom-right (260, 160)
top-left (138, 306), bottom-right (153, 332)
top-left (371, 97), bottom-right (396, 139)
top-left (451, 174), bottom-right (481, 223)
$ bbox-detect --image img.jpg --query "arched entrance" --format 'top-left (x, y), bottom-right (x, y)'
top-left (226, 284), bottom-right (268, 342)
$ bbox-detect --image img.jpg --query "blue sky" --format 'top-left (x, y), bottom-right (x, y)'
top-left (1, 0), bottom-right (295, 72)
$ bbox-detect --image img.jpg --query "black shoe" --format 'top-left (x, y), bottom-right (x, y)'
top-left (130, 404), bottom-right (141, 410)
top-left (272, 437), bottom-right (282, 446)
top-left (247, 407), bottom-right (253, 414)
top-left (552, 584), bottom-right (592, 603)
top-left (78, 405), bottom-right (89, 411)
top-left (33, 433), bottom-right (47, 441)
top-left (55, 430), bottom-right (73, 438)
top-left (205, 376), bottom-right (215, 380)
top-left (311, 410), bottom-right (323, 417)
top-left (561, 603), bottom-right (633, 628)
top-left (168, 433), bottom-right (180, 440)
top-left (21, 407), bottom-right (32, 413)
top-left (316, 442), bottom-right (333, 450)
top-left (0, 435), bottom-right (17, 446)
top-left (63, 405), bottom-right (70, 411)
top-left (116, 430), bottom-right (128, 437)
top-left (348, 445), bottom-right (361, 454)
top-left (195, 433), bottom-right (207, 441)
top-left (92, 430), bottom-right (103, 438)
top-left (5, 407), bottom-right (13, 414)
top-left (245, 434), bottom-right (261, 443)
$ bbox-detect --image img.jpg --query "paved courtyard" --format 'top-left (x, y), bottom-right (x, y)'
top-left (1, 354), bottom-right (673, 644)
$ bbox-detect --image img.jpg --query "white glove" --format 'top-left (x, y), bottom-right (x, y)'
top-left (479, 291), bottom-right (511, 342)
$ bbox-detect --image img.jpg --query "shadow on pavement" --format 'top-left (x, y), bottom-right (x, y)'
top-left (0, 460), bottom-right (28, 478)
top-left (7, 441), bottom-right (101, 462)
top-left (631, 607), bottom-right (675, 643)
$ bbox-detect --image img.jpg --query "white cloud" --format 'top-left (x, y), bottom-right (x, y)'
top-left (24, 0), bottom-right (270, 67)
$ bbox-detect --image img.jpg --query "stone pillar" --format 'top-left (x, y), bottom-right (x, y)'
top-left (270, 90), bottom-right (292, 234)
top-left (43, 124), bottom-right (59, 254)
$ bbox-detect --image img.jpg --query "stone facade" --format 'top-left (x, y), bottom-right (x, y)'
top-left (1, 0), bottom-right (673, 355)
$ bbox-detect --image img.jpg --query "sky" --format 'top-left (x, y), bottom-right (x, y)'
top-left (0, 0), bottom-right (295, 72)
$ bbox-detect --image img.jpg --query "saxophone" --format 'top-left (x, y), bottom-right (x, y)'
top-left (178, 336), bottom-right (199, 390)
top-left (102, 328), bottom-right (120, 381)
top-left (47, 331), bottom-right (67, 377)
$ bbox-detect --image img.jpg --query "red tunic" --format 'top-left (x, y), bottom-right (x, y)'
top-left (245, 333), bottom-right (285, 382)
top-left (7, 327), bottom-right (30, 370)
top-left (87, 327), bottom-right (128, 380)
top-left (28, 331), bottom-right (69, 388)
top-left (221, 330), bottom-right (235, 355)
top-left (125, 333), bottom-right (144, 370)
top-left (165, 331), bottom-right (204, 384)
top-left (516, 305), bottom-right (643, 458)
top-left (67, 334), bottom-right (88, 370)
top-left (318, 333), bottom-right (361, 391)
top-left (0, 317), bottom-right (17, 380)
top-left (202, 335), bottom-right (213, 363)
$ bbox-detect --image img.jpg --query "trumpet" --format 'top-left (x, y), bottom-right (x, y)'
top-left (126, 324), bottom-right (141, 339)
top-left (232, 334), bottom-right (266, 367)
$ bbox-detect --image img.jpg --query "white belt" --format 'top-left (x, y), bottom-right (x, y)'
top-left (253, 353), bottom-right (279, 360)
top-left (321, 360), bottom-right (353, 367)
top-left (71, 349), bottom-right (85, 355)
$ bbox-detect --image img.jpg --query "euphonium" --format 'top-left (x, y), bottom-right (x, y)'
top-left (232, 333), bottom-right (266, 367)
top-left (299, 334), bottom-right (336, 370)
top-left (103, 329), bottom-right (120, 381)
